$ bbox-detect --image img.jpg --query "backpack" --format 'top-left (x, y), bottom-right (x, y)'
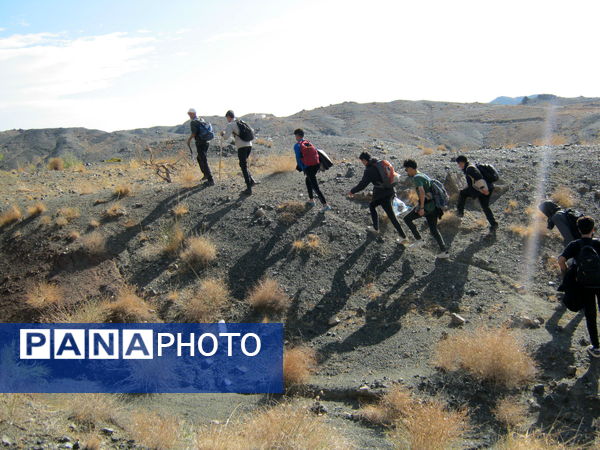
top-left (195, 120), bottom-right (215, 141)
top-left (565, 209), bottom-right (583, 239)
top-left (430, 178), bottom-right (450, 210)
top-left (317, 149), bottom-right (333, 171)
top-left (475, 163), bottom-right (499, 183)
top-left (299, 140), bottom-right (320, 167)
top-left (374, 159), bottom-right (400, 189)
top-left (235, 120), bottom-right (254, 142)
top-left (576, 243), bottom-right (600, 288)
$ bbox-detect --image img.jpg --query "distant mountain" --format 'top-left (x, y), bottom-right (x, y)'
top-left (490, 96), bottom-right (527, 105)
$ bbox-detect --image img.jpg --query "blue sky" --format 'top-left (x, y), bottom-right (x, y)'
top-left (1, 0), bottom-right (598, 131)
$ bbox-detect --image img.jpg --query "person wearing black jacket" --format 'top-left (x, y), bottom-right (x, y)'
top-left (347, 152), bottom-right (408, 243)
top-left (558, 216), bottom-right (600, 358)
top-left (455, 155), bottom-right (497, 231)
top-left (186, 108), bottom-right (214, 186)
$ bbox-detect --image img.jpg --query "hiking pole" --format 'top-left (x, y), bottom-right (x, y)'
top-left (218, 135), bottom-right (223, 182)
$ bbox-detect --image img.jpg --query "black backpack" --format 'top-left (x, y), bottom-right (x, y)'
top-left (235, 120), bottom-right (254, 142)
top-left (565, 209), bottom-right (583, 239)
top-left (476, 163), bottom-right (500, 183)
top-left (576, 243), bottom-right (600, 288)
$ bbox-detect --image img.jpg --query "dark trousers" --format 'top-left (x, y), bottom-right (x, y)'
top-left (370, 195), bottom-right (406, 238)
top-left (304, 165), bottom-right (327, 205)
top-left (583, 289), bottom-right (600, 348)
top-left (195, 140), bottom-right (212, 181)
top-left (457, 186), bottom-right (497, 226)
top-left (238, 146), bottom-right (254, 187)
top-left (404, 207), bottom-right (446, 251)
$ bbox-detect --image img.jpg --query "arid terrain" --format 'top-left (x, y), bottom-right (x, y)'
top-left (1, 97), bottom-right (600, 448)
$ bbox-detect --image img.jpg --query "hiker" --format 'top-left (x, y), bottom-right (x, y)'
top-left (455, 155), bottom-right (498, 232)
top-left (539, 200), bottom-right (582, 245)
top-left (558, 216), bottom-right (600, 358)
top-left (402, 159), bottom-right (449, 258)
top-left (221, 110), bottom-right (256, 195)
top-left (186, 108), bottom-right (214, 186)
top-left (293, 129), bottom-right (331, 212)
top-left (347, 152), bottom-right (408, 243)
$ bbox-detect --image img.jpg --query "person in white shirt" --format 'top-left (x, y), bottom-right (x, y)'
top-left (221, 110), bottom-right (256, 195)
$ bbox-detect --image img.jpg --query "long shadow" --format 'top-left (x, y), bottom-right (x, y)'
top-left (533, 304), bottom-right (583, 381)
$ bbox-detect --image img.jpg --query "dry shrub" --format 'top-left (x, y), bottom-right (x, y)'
top-left (270, 155), bottom-right (296, 174)
top-left (80, 231), bottom-right (106, 255)
top-left (47, 157), bottom-right (65, 170)
top-left (419, 145), bottom-right (434, 155)
top-left (254, 137), bottom-right (273, 148)
top-left (62, 393), bottom-right (122, 426)
top-left (126, 411), bottom-right (181, 450)
top-left (493, 397), bottom-right (528, 429)
top-left (544, 255), bottom-right (561, 275)
top-left (439, 210), bottom-right (461, 228)
top-left (68, 230), bottom-right (81, 241)
top-left (81, 435), bottom-right (101, 450)
top-left (180, 235), bottom-right (217, 268)
top-left (359, 384), bottom-right (414, 425)
top-left (533, 135), bottom-right (568, 146)
top-left (180, 168), bottom-right (197, 188)
top-left (102, 286), bottom-right (153, 322)
top-left (433, 327), bottom-right (536, 387)
top-left (505, 199), bottom-right (518, 214)
top-left (89, 219), bottom-right (101, 229)
top-left (508, 220), bottom-right (548, 239)
top-left (196, 403), bottom-right (349, 450)
top-left (55, 216), bottom-right (69, 227)
top-left (283, 346), bottom-right (317, 387)
top-left (551, 186), bottom-right (575, 208)
top-left (0, 204), bottom-right (23, 226)
top-left (495, 431), bottom-right (570, 449)
top-left (114, 184), bottom-right (132, 198)
top-left (24, 281), bottom-right (64, 309)
top-left (172, 202), bottom-right (189, 217)
top-left (57, 207), bottom-right (80, 222)
top-left (389, 400), bottom-right (468, 450)
top-left (103, 202), bottom-right (126, 219)
top-left (48, 300), bottom-right (108, 323)
top-left (39, 215), bottom-right (52, 226)
top-left (163, 223), bottom-right (185, 254)
top-left (122, 218), bottom-right (138, 228)
top-left (27, 202), bottom-right (47, 217)
top-left (246, 278), bottom-right (290, 315)
top-left (437, 144), bottom-right (447, 151)
top-left (76, 183), bottom-right (96, 195)
top-left (182, 278), bottom-right (231, 322)
top-left (292, 234), bottom-right (323, 255)
top-left (277, 201), bottom-right (306, 224)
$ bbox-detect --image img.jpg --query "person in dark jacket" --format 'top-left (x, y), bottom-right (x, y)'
top-left (347, 152), bottom-right (408, 243)
top-left (186, 108), bottom-right (214, 186)
top-left (558, 216), bottom-right (600, 358)
top-left (539, 200), bottom-right (581, 245)
top-left (294, 129), bottom-right (331, 212)
top-left (455, 155), bottom-right (497, 231)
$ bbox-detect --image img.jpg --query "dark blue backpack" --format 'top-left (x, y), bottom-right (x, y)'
top-left (195, 120), bottom-right (215, 141)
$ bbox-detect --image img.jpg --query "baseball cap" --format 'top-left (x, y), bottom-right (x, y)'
top-left (188, 108), bottom-right (196, 114)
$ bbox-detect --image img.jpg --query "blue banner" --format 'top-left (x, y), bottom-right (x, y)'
top-left (0, 323), bottom-right (283, 393)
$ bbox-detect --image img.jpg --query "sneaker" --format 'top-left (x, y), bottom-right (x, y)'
top-left (587, 346), bottom-right (600, 358)
top-left (436, 251), bottom-right (450, 259)
top-left (409, 239), bottom-right (424, 248)
top-left (241, 188), bottom-right (252, 196)
top-left (366, 227), bottom-right (380, 236)
top-left (307, 200), bottom-right (316, 207)
top-left (250, 178), bottom-right (259, 186)
top-left (200, 175), bottom-right (208, 181)
top-left (321, 205), bottom-right (332, 212)
top-left (204, 180), bottom-right (215, 186)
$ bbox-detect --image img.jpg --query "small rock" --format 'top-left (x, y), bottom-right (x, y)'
top-left (100, 428), bottom-right (114, 435)
top-left (450, 313), bottom-right (466, 326)
top-left (566, 365), bottom-right (577, 377)
top-left (358, 384), bottom-right (370, 391)
top-left (533, 384), bottom-right (545, 395)
top-left (58, 436), bottom-right (71, 443)
top-left (1, 436), bottom-right (12, 446)
top-left (328, 317), bottom-right (341, 326)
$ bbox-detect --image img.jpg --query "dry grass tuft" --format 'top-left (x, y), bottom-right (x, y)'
top-left (196, 403), bottom-right (349, 450)
top-left (283, 346), bottom-right (317, 387)
top-left (47, 157), bottom-right (65, 170)
top-left (359, 384), bottom-right (414, 425)
top-left (254, 137), bottom-right (273, 148)
top-left (269, 155), bottom-right (297, 174)
top-left (419, 145), bottom-right (434, 155)
top-left (57, 207), bottom-right (80, 222)
top-left (68, 230), bottom-right (80, 241)
top-left (439, 210), bottom-right (461, 228)
top-left (0, 204), bottom-right (23, 226)
top-left (103, 202), bottom-right (126, 219)
top-left (433, 327), bottom-right (536, 387)
top-left (493, 397), bottom-right (528, 429)
top-left (62, 393), bottom-right (122, 426)
top-left (277, 201), bottom-right (306, 224)
top-left (114, 184), bottom-right (133, 198)
top-left (88, 219), bottom-right (101, 229)
top-left (182, 278), bottom-right (231, 322)
top-left (544, 255), bottom-right (561, 276)
top-left (551, 186), bottom-right (575, 208)
top-left (48, 300), bottom-right (108, 323)
top-left (389, 400), bottom-right (468, 450)
top-left (126, 411), bottom-right (181, 450)
top-left (180, 168), bottom-right (198, 188)
top-left (80, 231), bottom-right (106, 255)
top-left (172, 202), bottom-right (189, 217)
top-left (163, 223), bottom-right (185, 254)
top-left (39, 215), bottom-right (52, 226)
top-left (292, 234), bottom-right (323, 255)
top-left (505, 199), bottom-right (519, 214)
top-left (102, 286), bottom-right (153, 322)
top-left (533, 135), bottom-right (568, 146)
top-left (495, 431), bottom-right (570, 449)
top-left (27, 202), bottom-right (47, 217)
top-left (81, 435), bottom-right (102, 450)
top-left (76, 182), bottom-right (97, 195)
top-left (55, 216), bottom-right (69, 227)
top-left (246, 278), bottom-right (291, 315)
top-left (24, 281), bottom-right (64, 309)
top-left (180, 235), bottom-right (217, 268)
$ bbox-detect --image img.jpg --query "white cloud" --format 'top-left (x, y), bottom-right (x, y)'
top-left (0, 32), bottom-right (154, 110)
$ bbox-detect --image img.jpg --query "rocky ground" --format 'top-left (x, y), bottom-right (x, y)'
top-left (1, 141), bottom-right (600, 448)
